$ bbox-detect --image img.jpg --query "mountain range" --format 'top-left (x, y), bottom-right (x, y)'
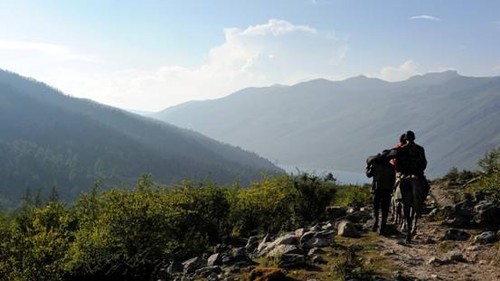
top-left (0, 70), bottom-right (280, 203)
top-left (153, 71), bottom-right (500, 177)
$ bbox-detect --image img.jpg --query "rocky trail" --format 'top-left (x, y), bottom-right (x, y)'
top-left (378, 220), bottom-right (500, 281)
top-left (163, 181), bottom-right (500, 281)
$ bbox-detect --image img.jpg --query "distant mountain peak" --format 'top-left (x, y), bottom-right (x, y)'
top-left (406, 70), bottom-right (461, 84)
top-left (343, 74), bottom-right (385, 82)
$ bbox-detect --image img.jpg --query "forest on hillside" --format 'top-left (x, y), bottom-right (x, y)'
top-left (0, 70), bottom-right (281, 206)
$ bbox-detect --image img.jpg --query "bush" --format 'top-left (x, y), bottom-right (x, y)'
top-left (0, 173), bottom-right (347, 280)
top-left (334, 185), bottom-right (371, 208)
top-left (467, 148), bottom-right (500, 200)
top-left (443, 167), bottom-right (478, 187)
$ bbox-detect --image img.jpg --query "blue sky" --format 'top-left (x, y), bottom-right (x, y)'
top-left (1, 0), bottom-right (499, 111)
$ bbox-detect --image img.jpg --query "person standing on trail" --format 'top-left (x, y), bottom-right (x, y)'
top-left (366, 150), bottom-right (396, 235)
top-left (388, 130), bottom-right (429, 242)
top-left (396, 131), bottom-right (430, 204)
top-left (391, 134), bottom-right (407, 225)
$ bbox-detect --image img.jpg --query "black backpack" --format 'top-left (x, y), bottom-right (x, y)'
top-left (397, 143), bottom-right (427, 175)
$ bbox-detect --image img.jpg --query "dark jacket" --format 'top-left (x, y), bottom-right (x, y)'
top-left (395, 142), bottom-right (427, 176)
top-left (366, 155), bottom-right (396, 192)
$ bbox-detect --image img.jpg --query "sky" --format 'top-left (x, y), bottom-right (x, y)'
top-left (1, 0), bottom-right (500, 112)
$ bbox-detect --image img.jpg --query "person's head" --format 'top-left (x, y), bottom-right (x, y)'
top-left (405, 130), bottom-right (416, 142)
top-left (399, 133), bottom-right (407, 145)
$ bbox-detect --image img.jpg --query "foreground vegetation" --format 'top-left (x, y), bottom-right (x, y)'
top-left (0, 148), bottom-right (497, 281)
top-left (0, 172), bottom-right (371, 281)
top-left (443, 147), bottom-right (500, 201)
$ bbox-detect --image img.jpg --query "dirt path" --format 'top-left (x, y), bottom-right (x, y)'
top-left (377, 220), bottom-right (500, 281)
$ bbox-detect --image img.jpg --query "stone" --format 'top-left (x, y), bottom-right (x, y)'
top-left (325, 206), bottom-right (348, 219)
top-left (278, 254), bottom-right (306, 268)
top-left (272, 233), bottom-right (298, 246)
top-left (294, 228), bottom-right (305, 238)
top-left (207, 272), bottom-right (219, 281)
top-left (448, 250), bottom-right (466, 262)
top-left (311, 255), bottom-right (327, 264)
top-left (267, 244), bottom-right (303, 257)
top-left (207, 253), bottom-right (222, 266)
top-left (229, 247), bottom-right (255, 267)
top-left (232, 247), bottom-right (246, 257)
top-left (166, 261), bottom-right (184, 274)
top-left (427, 257), bottom-right (444, 265)
top-left (257, 233), bottom-right (298, 257)
top-left (257, 233), bottom-right (273, 253)
top-left (474, 231), bottom-right (497, 244)
top-left (321, 222), bottom-right (335, 231)
top-left (195, 266), bottom-right (222, 278)
top-left (467, 245), bottom-right (481, 251)
top-left (300, 230), bottom-right (335, 249)
top-left (307, 247), bottom-right (325, 256)
top-left (310, 224), bottom-right (322, 231)
top-left (182, 257), bottom-right (206, 274)
top-left (343, 210), bottom-right (372, 223)
top-left (245, 236), bottom-right (260, 253)
top-left (424, 237), bottom-right (437, 244)
top-left (473, 201), bottom-right (500, 226)
top-left (443, 228), bottom-right (471, 241)
top-left (337, 220), bottom-right (360, 238)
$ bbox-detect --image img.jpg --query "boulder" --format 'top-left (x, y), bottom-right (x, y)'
top-left (337, 220), bottom-right (360, 238)
top-left (321, 222), bottom-right (335, 231)
top-left (258, 233), bottom-right (298, 257)
top-left (166, 261), bottom-right (184, 274)
top-left (267, 244), bottom-right (303, 257)
top-left (307, 247), bottom-right (326, 256)
top-left (230, 247), bottom-right (256, 267)
top-left (272, 233), bottom-right (298, 246)
top-left (310, 224), bottom-right (322, 231)
top-left (278, 254), bottom-right (306, 268)
top-left (207, 253), bottom-right (222, 266)
top-left (325, 206), bottom-right (348, 220)
top-left (473, 201), bottom-right (500, 226)
top-left (447, 250), bottom-right (466, 262)
top-left (300, 230), bottom-right (335, 249)
top-left (245, 236), bottom-right (260, 253)
top-left (256, 234), bottom-right (273, 253)
top-left (294, 228), bottom-right (306, 238)
top-left (182, 256), bottom-right (206, 274)
top-left (473, 231), bottom-right (497, 244)
top-left (311, 255), bottom-right (327, 264)
top-left (195, 266), bottom-right (222, 278)
top-left (443, 229), bottom-right (470, 241)
top-left (342, 210), bottom-right (372, 223)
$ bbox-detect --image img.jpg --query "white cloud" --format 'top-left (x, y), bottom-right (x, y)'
top-left (31, 19), bottom-right (347, 111)
top-left (0, 40), bottom-right (97, 62)
top-left (367, 60), bottom-right (420, 81)
top-left (409, 15), bottom-right (441, 21)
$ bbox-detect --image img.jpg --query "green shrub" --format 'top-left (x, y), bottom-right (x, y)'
top-left (467, 148), bottom-right (500, 200)
top-left (334, 185), bottom-right (371, 208)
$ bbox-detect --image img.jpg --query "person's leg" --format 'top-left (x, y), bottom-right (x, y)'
top-left (372, 191), bottom-right (380, 231)
top-left (380, 191), bottom-right (391, 235)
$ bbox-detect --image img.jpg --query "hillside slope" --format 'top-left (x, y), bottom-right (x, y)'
top-left (0, 70), bottom-right (280, 202)
top-left (153, 71), bottom-right (500, 177)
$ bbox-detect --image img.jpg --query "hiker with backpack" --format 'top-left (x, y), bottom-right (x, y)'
top-left (366, 150), bottom-right (396, 235)
top-left (388, 130), bottom-right (428, 242)
top-left (391, 134), bottom-right (407, 228)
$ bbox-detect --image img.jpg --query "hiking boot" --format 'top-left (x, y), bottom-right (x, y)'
top-left (379, 225), bottom-right (386, 236)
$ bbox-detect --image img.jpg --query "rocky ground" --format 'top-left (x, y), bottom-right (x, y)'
top-left (163, 180), bottom-right (500, 281)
